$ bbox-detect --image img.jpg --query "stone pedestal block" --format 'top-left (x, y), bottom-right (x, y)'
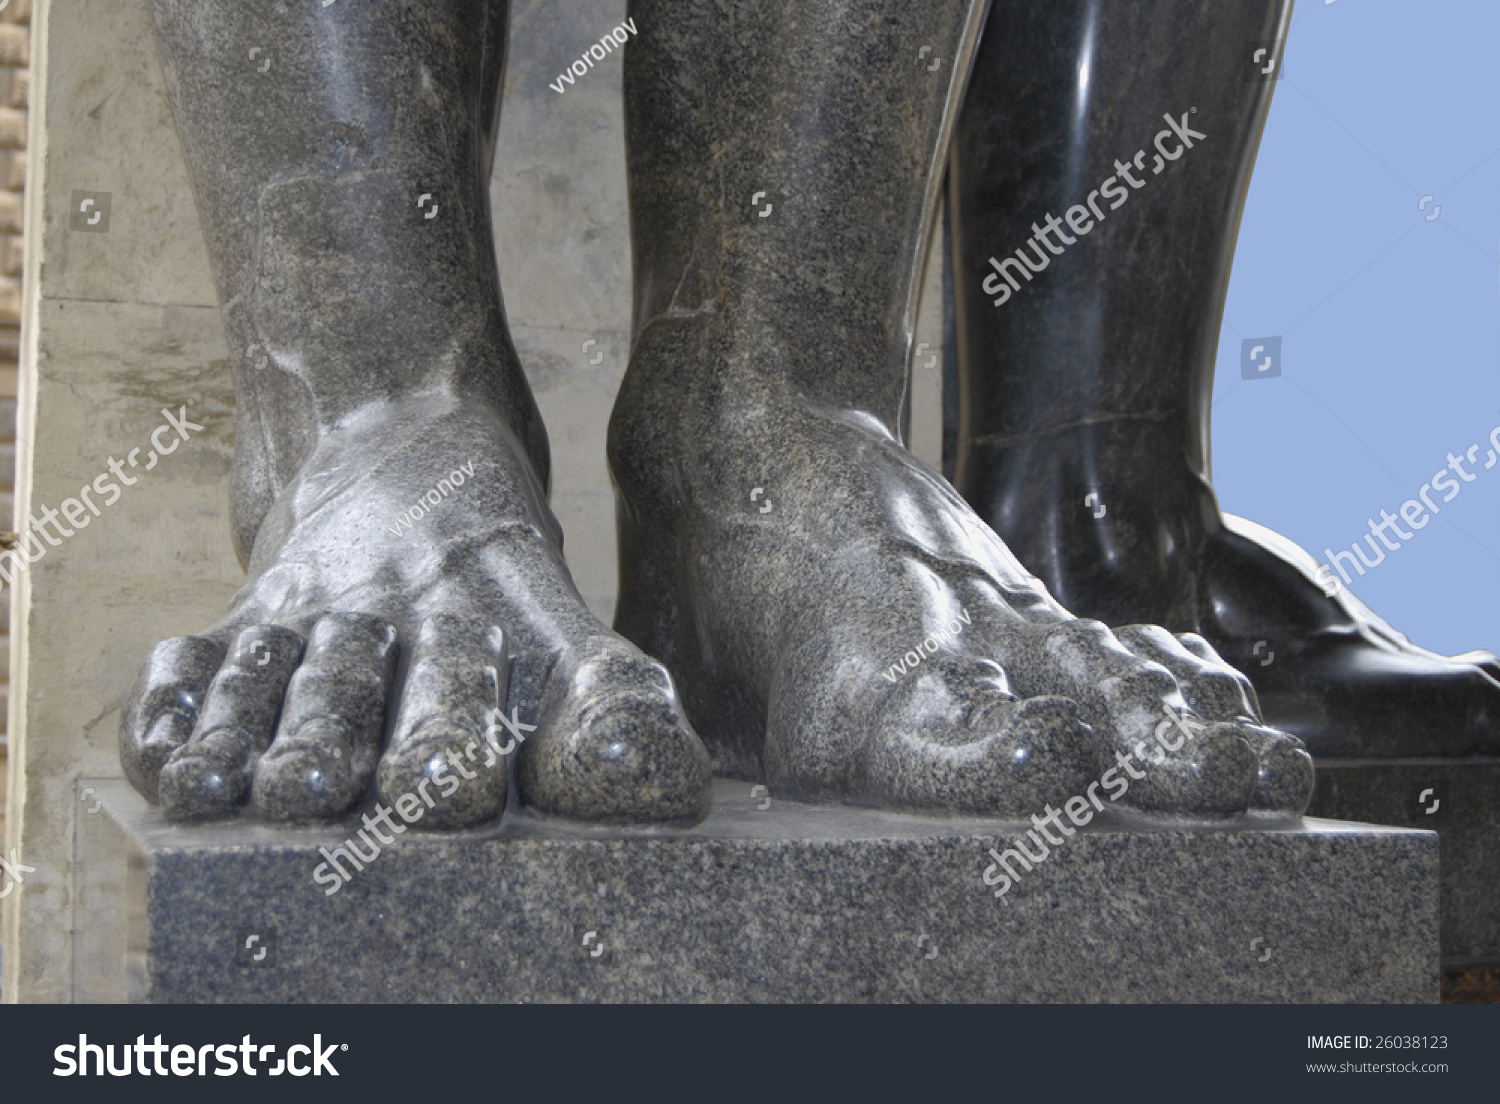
top-left (75, 777), bottom-right (1437, 1003)
top-left (1309, 756), bottom-right (1500, 969)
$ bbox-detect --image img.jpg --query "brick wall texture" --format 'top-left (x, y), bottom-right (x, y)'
top-left (0, 0), bottom-right (31, 884)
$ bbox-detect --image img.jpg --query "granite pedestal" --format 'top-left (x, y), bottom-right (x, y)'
top-left (1309, 757), bottom-right (1500, 969)
top-left (74, 777), bottom-right (1437, 1003)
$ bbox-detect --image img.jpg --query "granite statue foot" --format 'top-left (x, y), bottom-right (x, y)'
top-left (125, 0), bottom-right (711, 828)
top-left (121, 398), bottom-right (711, 827)
top-left (606, 0), bottom-right (1312, 818)
top-left (613, 390), bottom-right (1308, 819)
top-left (611, 0), bottom-right (1309, 819)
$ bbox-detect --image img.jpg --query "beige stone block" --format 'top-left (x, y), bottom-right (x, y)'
top-left (489, 0), bottom-right (633, 615)
top-left (491, 0), bottom-right (632, 337)
top-left (508, 321), bottom-right (626, 621)
top-left (550, 490), bottom-right (618, 626)
top-left (35, 0), bottom-right (216, 308)
top-left (510, 322), bottom-right (623, 493)
top-left (0, 105), bottom-right (22, 149)
top-left (6, 298), bottom-right (241, 1003)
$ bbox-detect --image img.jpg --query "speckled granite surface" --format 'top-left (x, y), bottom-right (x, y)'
top-left (122, 0), bottom-right (713, 831)
top-left (76, 777), bottom-right (1436, 1003)
top-left (610, 0), bottom-right (1312, 822)
top-left (1309, 758), bottom-right (1500, 968)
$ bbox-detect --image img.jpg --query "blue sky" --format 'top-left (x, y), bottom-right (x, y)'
top-left (1213, 0), bottom-right (1500, 655)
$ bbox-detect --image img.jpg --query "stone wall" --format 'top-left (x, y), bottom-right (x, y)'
top-left (2, 0), bottom-right (944, 1002)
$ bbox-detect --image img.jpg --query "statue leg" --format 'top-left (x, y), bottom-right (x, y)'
top-left (610, 0), bottom-right (1311, 815)
top-left (118, 0), bottom-right (711, 826)
top-left (949, 0), bottom-right (1500, 756)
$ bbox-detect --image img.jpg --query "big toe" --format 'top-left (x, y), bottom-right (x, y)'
top-left (119, 635), bottom-right (225, 803)
top-left (518, 646), bottom-right (711, 825)
top-left (1235, 723), bottom-right (1314, 816)
top-left (1126, 719), bottom-right (1260, 817)
top-left (1018, 620), bottom-right (1258, 816)
top-left (863, 654), bottom-right (1094, 816)
top-left (1112, 625), bottom-right (1311, 815)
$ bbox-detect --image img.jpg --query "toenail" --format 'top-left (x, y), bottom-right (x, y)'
top-left (144, 712), bottom-right (189, 752)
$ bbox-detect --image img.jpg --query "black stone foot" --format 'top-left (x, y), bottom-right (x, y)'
top-left (1196, 515), bottom-right (1500, 758)
top-left (121, 398), bottom-right (711, 827)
